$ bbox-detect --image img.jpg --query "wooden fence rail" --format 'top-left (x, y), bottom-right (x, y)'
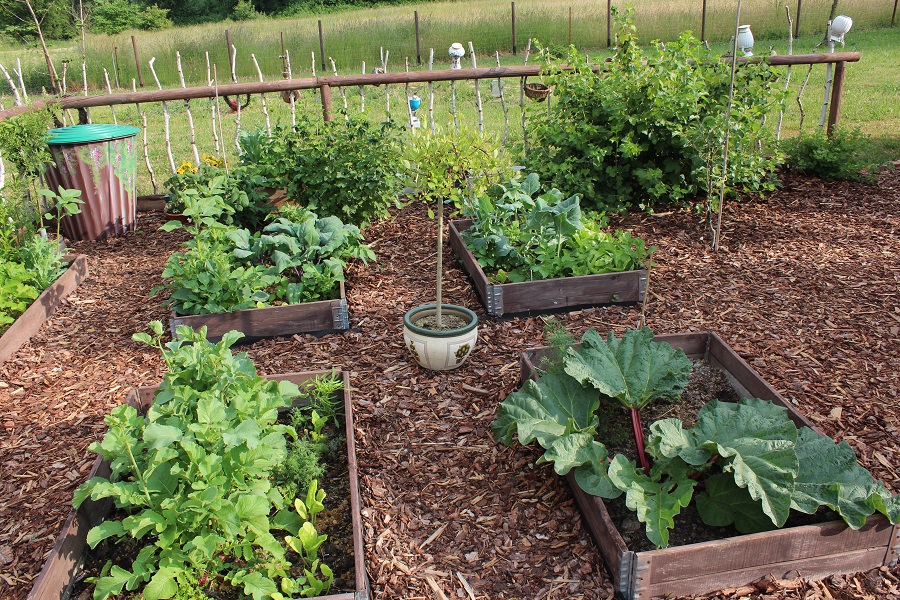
top-left (0, 53), bottom-right (860, 130)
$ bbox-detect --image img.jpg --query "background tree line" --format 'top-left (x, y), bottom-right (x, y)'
top-left (0, 0), bottom-right (421, 39)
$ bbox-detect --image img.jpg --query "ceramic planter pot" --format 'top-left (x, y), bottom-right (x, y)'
top-left (403, 304), bottom-right (478, 370)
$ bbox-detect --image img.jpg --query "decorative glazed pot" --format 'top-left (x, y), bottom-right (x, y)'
top-left (403, 304), bottom-right (478, 370)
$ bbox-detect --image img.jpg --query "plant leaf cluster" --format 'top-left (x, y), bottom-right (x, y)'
top-left (526, 9), bottom-right (784, 213)
top-left (164, 164), bottom-right (272, 231)
top-left (73, 323), bottom-right (335, 598)
top-left (239, 118), bottom-right (404, 229)
top-left (492, 327), bottom-right (900, 549)
top-left (154, 193), bottom-right (374, 315)
top-left (462, 172), bottom-right (654, 283)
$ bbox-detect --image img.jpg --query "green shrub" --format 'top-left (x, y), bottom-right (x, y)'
top-left (90, 0), bottom-right (172, 35)
top-left (526, 10), bottom-right (782, 213)
top-left (783, 127), bottom-right (880, 182)
top-left (244, 118), bottom-right (403, 229)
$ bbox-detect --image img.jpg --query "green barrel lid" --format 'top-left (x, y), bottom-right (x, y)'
top-left (47, 124), bottom-right (140, 145)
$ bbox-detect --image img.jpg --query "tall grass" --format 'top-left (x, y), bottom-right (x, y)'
top-left (0, 0), bottom-right (895, 93)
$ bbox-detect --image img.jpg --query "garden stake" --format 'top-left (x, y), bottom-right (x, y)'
top-left (331, 57), bottom-right (349, 119)
top-left (776, 5), bottom-right (795, 140)
top-left (103, 68), bottom-right (117, 124)
top-left (14, 58), bottom-right (27, 103)
top-left (713, 0), bottom-right (743, 252)
top-left (428, 49), bottom-right (435, 133)
top-left (177, 52), bottom-right (199, 163)
top-left (469, 42), bottom-right (484, 133)
top-left (0, 63), bottom-right (22, 106)
top-left (521, 39), bottom-right (531, 154)
top-left (251, 54), bottom-right (272, 136)
top-left (360, 61), bottom-right (366, 112)
top-left (206, 52), bottom-right (221, 157)
top-left (148, 56), bottom-right (176, 174)
top-left (495, 51), bottom-right (509, 146)
top-left (133, 78), bottom-right (158, 193)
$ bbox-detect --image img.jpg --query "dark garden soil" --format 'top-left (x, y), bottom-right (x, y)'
top-left (2, 167), bottom-right (899, 600)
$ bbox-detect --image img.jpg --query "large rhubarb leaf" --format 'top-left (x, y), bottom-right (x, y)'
top-left (563, 328), bottom-right (692, 409)
top-left (791, 427), bottom-right (897, 528)
top-left (574, 458), bottom-right (622, 498)
top-left (607, 454), bottom-right (696, 548)
top-left (491, 373), bottom-right (599, 448)
top-left (539, 432), bottom-right (608, 475)
top-left (690, 400), bottom-right (799, 527)
top-left (696, 473), bottom-right (775, 533)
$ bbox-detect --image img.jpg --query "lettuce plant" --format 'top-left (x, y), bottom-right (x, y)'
top-left (492, 328), bottom-right (900, 549)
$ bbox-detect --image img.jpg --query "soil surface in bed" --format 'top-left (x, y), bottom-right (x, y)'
top-left (2, 168), bottom-right (899, 600)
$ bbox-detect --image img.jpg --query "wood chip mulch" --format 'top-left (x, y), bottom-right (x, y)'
top-left (1, 167), bottom-right (898, 600)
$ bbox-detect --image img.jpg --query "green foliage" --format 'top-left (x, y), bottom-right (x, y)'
top-left (0, 107), bottom-right (56, 230)
top-left (16, 233), bottom-right (66, 290)
top-left (157, 182), bottom-right (371, 315)
top-left (231, 0), bottom-right (260, 20)
top-left (563, 328), bottom-right (692, 411)
top-left (784, 127), bottom-right (881, 182)
top-left (165, 164), bottom-right (271, 230)
top-left (73, 324), bottom-right (315, 599)
top-left (462, 172), bottom-right (654, 283)
top-left (91, 0), bottom-right (173, 35)
top-left (0, 260), bottom-right (39, 332)
top-left (402, 126), bottom-right (508, 209)
top-left (0, 0), bottom-right (75, 40)
top-left (243, 119), bottom-right (403, 229)
top-left (492, 330), bottom-right (900, 549)
top-left (526, 10), bottom-right (783, 213)
top-left (38, 185), bottom-right (84, 239)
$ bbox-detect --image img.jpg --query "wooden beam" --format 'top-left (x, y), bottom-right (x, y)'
top-left (827, 60), bottom-right (846, 137)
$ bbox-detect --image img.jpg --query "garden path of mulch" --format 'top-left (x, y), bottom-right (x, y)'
top-left (1, 168), bottom-right (899, 600)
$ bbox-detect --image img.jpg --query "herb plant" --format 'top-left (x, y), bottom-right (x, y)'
top-left (73, 323), bottom-right (335, 599)
top-left (165, 163), bottom-right (271, 230)
top-left (462, 173), bottom-right (654, 283)
top-left (784, 126), bottom-right (881, 183)
top-left (492, 327), bottom-right (900, 549)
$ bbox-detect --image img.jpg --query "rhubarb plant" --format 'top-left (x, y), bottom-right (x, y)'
top-left (492, 328), bottom-right (900, 549)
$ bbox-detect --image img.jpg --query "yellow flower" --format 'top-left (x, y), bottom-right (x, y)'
top-left (202, 154), bottom-right (224, 168)
top-left (175, 160), bottom-right (197, 175)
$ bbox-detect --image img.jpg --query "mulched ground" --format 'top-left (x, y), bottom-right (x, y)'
top-left (1, 167), bottom-right (898, 600)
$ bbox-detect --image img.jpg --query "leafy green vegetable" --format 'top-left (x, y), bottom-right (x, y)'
top-left (493, 329), bottom-right (900, 550)
top-left (462, 172), bottom-right (654, 285)
top-left (564, 327), bottom-right (691, 470)
top-left (74, 323), bottom-right (335, 599)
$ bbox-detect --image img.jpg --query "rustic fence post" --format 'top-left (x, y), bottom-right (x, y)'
top-left (511, 2), bottom-right (517, 55)
top-left (701, 0), bottom-right (708, 42)
top-left (225, 29), bottom-right (234, 77)
top-left (320, 83), bottom-right (333, 122)
top-left (131, 36), bottom-right (144, 87)
top-left (318, 21), bottom-right (326, 72)
top-left (568, 7), bottom-right (573, 46)
top-left (415, 11), bottom-right (422, 66)
top-left (826, 61), bottom-right (846, 137)
top-left (892, 0), bottom-right (898, 26)
top-left (795, 0), bottom-right (802, 38)
top-left (112, 46), bottom-right (120, 88)
top-left (607, 0), bottom-right (612, 48)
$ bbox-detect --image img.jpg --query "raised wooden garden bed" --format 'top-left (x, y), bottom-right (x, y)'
top-left (27, 369), bottom-right (368, 600)
top-left (520, 332), bottom-right (900, 600)
top-left (0, 254), bottom-right (88, 363)
top-left (449, 219), bottom-right (646, 316)
top-left (169, 281), bottom-right (350, 343)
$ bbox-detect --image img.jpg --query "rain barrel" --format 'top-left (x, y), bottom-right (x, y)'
top-left (45, 124), bottom-right (140, 241)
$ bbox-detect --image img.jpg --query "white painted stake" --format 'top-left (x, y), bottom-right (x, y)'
top-left (207, 52), bottom-right (221, 158)
top-left (428, 49), bottom-right (435, 134)
top-left (103, 68), bottom-right (117, 124)
top-left (133, 78), bottom-right (158, 194)
top-left (0, 63), bottom-right (22, 106)
top-left (149, 56), bottom-right (176, 174)
top-left (330, 57), bottom-right (349, 119)
top-left (469, 42), bottom-right (483, 133)
top-left (251, 54), bottom-right (272, 136)
top-left (496, 51), bottom-right (509, 146)
top-left (176, 52), bottom-right (200, 165)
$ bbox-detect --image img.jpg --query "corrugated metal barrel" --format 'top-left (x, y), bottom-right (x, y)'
top-left (45, 124), bottom-right (140, 241)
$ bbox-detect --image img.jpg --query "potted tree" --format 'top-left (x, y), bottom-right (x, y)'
top-left (401, 128), bottom-right (505, 370)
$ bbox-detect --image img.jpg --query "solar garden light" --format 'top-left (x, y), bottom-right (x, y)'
top-left (736, 24), bottom-right (754, 57)
top-left (829, 15), bottom-right (853, 44)
top-left (448, 43), bottom-right (465, 70)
